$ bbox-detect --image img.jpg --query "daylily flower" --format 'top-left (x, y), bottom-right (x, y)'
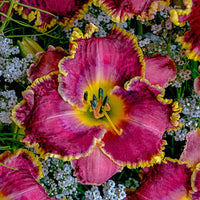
top-left (93, 0), bottom-right (170, 22)
top-left (170, 0), bottom-right (200, 61)
top-left (125, 128), bottom-right (200, 200)
top-left (1, 0), bottom-right (92, 31)
top-left (0, 149), bottom-right (56, 200)
top-left (12, 24), bottom-right (182, 185)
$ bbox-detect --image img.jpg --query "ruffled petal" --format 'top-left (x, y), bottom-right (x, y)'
top-left (0, 149), bottom-right (55, 200)
top-left (170, 0), bottom-right (200, 61)
top-left (12, 73), bottom-right (105, 160)
top-left (101, 78), bottom-right (180, 167)
top-left (71, 144), bottom-right (122, 185)
top-left (59, 25), bottom-right (144, 107)
top-left (194, 76), bottom-right (200, 95)
top-left (144, 54), bottom-right (177, 88)
top-left (13, 0), bottom-right (92, 31)
top-left (28, 45), bottom-right (68, 82)
top-left (180, 129), bottom-right (200, 167)
top-left (93, 0), bottom-right (170, 22)
top-left (125, 159), bottom-right (193, 200)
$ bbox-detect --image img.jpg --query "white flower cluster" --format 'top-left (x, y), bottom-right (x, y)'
top-left (0, 32), bottom-right (33, 83)
top-left (0, 90), bottom-right (17, 124)
top-left (169, 69), bottom-right (191, 88)
top-left (39, 157), bottom-right (78, 200)
top-left (84, 180), bottom-right (126, 200)
top-left (167, 92), bottom-right (200, 141)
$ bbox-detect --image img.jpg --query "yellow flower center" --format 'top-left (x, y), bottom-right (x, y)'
top-left (76, 81), bottom-right (125, 135)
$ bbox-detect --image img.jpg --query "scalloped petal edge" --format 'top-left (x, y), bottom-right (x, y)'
top-left (13, 0), bottom-right (92, 32)
top-left (0, 148), bottom-right (43, 179)
top-left (169, 0), bottom-right (193, 27)
top-left (176, 36), bottom-right (200, 62)
top-left (93, 0), bottom-right (170, 23)
top-left (99, 139), bottom-right (167, 169)
top-left (191, 162), bottom-right (200, 192)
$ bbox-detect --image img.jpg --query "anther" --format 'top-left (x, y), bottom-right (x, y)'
top-left (102, 96), bottom-right (109, 106)
top-left (98, 88), bottom-right (103, 99)
top-left (84, 91), bottom-right (88, 102)
top-left (93, 94), bottom-right (97, 104)
top-left (90, 100), bottom-right (97, 109)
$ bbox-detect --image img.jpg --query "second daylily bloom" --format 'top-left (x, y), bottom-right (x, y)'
top-left (93, 0), bottom-right (170, 22)
top-left (170, 0), bottom-right (200, 61)
top-left (0, 149), bottom-right (56, 200)
top-left (12, 24), bottom-right (181, 185)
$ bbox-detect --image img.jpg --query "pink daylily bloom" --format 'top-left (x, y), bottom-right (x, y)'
top-left (170, 0), bottom-right (200, 61)
top-left (0, 149), bottom-right (56, 200)
top-left (180, 128), bottom-right (200, 168)
top-left (93, 0), bottom-right (170, 22)
top-left (28, 45), bottom-right (68, 82)
top-left (144, 54), bottom-right (177, 88)
top-left (125, 159), bottom-right (193, 200)
top-left (8, 0), bottom-right (92, 31)
top-left (12, 24), bottom-right (181, 185)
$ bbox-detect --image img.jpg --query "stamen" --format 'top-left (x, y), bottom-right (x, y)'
top-left (103, 111), bottom-right (122, 136)
top-left (93, 94), bottom-right (97, 104)
top-left (90, 100), bottom-right (96, 109)
top-left (98, 88), bottom-right (103, 99)
top-left (83, 91), bottom-right (88, 102)
top-left (102, 96), bottom-right (109, 106)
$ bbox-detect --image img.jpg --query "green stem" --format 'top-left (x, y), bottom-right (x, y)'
top-left (0, 0), bottom-right (15, 31)
top-left (136, 20), bottom-right (142, 36)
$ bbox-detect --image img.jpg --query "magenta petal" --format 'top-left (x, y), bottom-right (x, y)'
top-left (94, 0), bottom-right (170, 22)
top-left (28, 45), bottom-right (68, 82)
top-left (145, 54), bottom-right (177, 87)
top-left (59, 25), bottom-right (144, 107)
top-left (170, 0), bottom-right (200, 61)
top-left (125, 160), bottom-right (192, 200)
top-left (180, 129), bottom-right (200, 167)
top-left (71, 144), bottom-right (122, 185)
top-left (0, 149), bottom-right (56, 200)
top-left (194, 76), bottom-right (200, 95)
top-left (12, 73), bottom-right (105, 160)
top-left (101, 79), bottom-right (177, 167)
top-left (13, 0), bottom-right (91, 31)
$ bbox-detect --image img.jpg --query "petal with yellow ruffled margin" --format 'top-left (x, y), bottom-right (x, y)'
top-left (124, 159), bottom-right (193, 200)
top-left (170, 0), bottom-right (200, 61)
top-left (191, 163), bottom-right (200, 199)
top-left (13, 0), bottom-right (92, 31)
top-left (0, 149), bottom-right (56, 200)
top-left (28, 45), bottom-right (68, 82)
top-left (59, 25), bottom-right (144, 108)
top-left (71, 144), bottom-right (122, 185)
top-left (145, 54), bottom-right (177, 88)
top-left (101, 78), bottom-right (178, 168)
top-left (194, 76), bottom-right (200, 95)
top-left (12, 73), bottom-right (106, 160)
top-left (180, 128), bottom-right (200, 168)
top-left (93, 0), bottom-right (170, 22)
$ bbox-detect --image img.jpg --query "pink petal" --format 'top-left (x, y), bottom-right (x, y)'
top-left (94, 0), bottom-right (170, 22)
top-left (101, 78), bottom-right (180, 167)
top-left (28, 45), bottom-right (68, 82)
top-left (13, 0), bottom-right (91, 31)
top-left (170, 0), bottom-right (200, 61)
top-left (180, 129), bottom-right (200, 167)
top-left (0, 1), bottom-right (11, 21)
top-left (194, 76), bottom-right (200, 95)
top-left (125, 160), bottom-right (193, 200)
top-left (59, 25), bottom-right (144, 107)
top-left (12, 73), bottom-right (105, 160)
top-left (0, 149), bottom-right (56, 200)
top-left (144, 54), bottom-right (177, 88)
top-left (71, 144), bottom-right (122, 185)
